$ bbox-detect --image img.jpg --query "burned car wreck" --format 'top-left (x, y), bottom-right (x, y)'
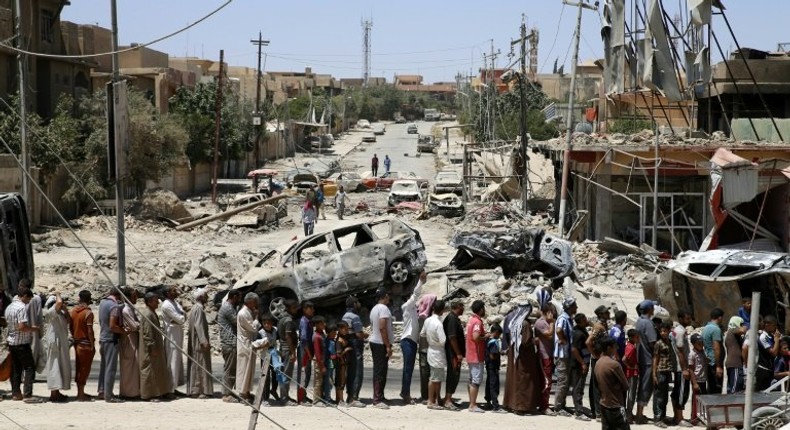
top-left (645, 249), bottom-right (790, 326)
top-left (428, 193), bottom-right (465, 218)
top-left (232, 219), bottom-right (427, 318)
top-left (447, 228), bottom-right (576, 280)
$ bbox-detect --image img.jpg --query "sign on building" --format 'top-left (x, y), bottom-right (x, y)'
top-left (107, 80), bottom-right (130, 180)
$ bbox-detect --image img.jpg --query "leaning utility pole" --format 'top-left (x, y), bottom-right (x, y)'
top-left (511, 15), bottom-right (531, 214)
top-left (558, 0), bottom-right (597, 236)
top-left (251, 32), bottom-right (269, 167)
top-left (13, 0), bottom-right (29, 209)
top-left (211, 50), bottom-right (225, 204)
top-left (110, 0), bottom-right (126, 287)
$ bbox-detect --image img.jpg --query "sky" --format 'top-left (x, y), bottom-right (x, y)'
top-left (61, 0), bottom-right (790, 84)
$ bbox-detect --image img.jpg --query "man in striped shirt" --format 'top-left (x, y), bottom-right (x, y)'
top-left (5, 285), bottom-right (39, 402)
top-left (552, 298), bottom-right (577, 417)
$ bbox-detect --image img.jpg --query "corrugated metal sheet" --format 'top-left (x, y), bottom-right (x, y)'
top-left (721, 165), bottom-right (758, 208)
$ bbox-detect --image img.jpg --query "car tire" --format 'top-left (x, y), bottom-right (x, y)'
top-left (266, 289), bottom-right (297, 321)
top-left (753, 407), bottom-right (787, 430)
top-left (388, 259), bottom-right (411, 284)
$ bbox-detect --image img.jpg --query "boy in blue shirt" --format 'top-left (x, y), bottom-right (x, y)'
top-left (484, 324), bottom-right (505, 412)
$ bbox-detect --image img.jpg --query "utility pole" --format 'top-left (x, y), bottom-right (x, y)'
top-left (13, 0), bottom-right (29, 210)
top-left (361, 19), bottom-right (373, 86)
top-left (511, 15), bottom-right (531, 214)
top-left (110, 0), bottom-right (126, 287)
top-left (251, 32), bottom-right (269, 167)
top-left (558, 0), bottom-right (598, 236)
top-left (211, 50), bottom-right (224, 204)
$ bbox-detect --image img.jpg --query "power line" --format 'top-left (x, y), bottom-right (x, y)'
top-left (540, 2), bottom-right (567, 73)
top-left (0, 0), bottom-right (234, 59)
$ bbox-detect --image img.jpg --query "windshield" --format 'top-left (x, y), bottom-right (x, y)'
top-left (392, 182), bottom-right (418, 192)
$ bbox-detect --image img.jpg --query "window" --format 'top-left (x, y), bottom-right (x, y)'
top-left (637, 192), bottom-right (706, 255)
top-left (41, 10), bottom-right (55, 43)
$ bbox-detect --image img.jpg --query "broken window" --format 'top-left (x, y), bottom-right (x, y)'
top-left (369, 221), bottom-right (392, 240)
top-left (637, 192), bottom-right (706, 255)
top-left (295, 234), bottom-right (333, 263)
top-left (334, 227), bottom-right (374, 251)
top-left (41, 10), bottom-right (55, 43)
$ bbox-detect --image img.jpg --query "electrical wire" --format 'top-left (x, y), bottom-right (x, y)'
top-left (540, 3), bottom-right (567, 73)
top-left (0, 0), bottom-right (234, 59)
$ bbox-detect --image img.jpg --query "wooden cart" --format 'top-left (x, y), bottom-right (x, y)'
top-left (697, 393), bottom-right (783, 430)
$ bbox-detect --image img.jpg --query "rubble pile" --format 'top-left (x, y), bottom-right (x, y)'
top-left (573, 239), bottom-right (665, 290)
top-left (537, 129), bottom-right (758, 148)
top-left (130, 188), bottom-right (194, 222)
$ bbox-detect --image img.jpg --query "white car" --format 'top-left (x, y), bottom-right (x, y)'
top-left (357, 119), bottom-right (371, 129)
top-left (373, 125), bottom-right (385, 135)
top-left (388, 180), bottom-right (423, 207)
top-left (325, 171), bottom-right (362, 193)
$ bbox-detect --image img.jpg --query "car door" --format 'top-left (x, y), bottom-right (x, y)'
top-left (291, 233), bottom-right (343, 301)
top-left (333, 225), bottom-right (387, 293)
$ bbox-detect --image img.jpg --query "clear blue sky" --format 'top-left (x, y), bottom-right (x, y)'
top-left (62, 0), bottom-right (790, 84)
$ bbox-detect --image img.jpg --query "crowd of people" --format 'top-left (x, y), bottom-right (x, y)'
top-left (3, 276), bottom-right (785, 429)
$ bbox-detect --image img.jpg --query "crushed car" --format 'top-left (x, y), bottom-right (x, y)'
top-left (225, 193), bottom-right (285, 227)
top-left (231, 219), bottom-right (428, 319)
top-left (644, 249), bottom-right (790, 326)
top-left (448, 228), bottom-right (576, 280)
top-left (428, 193), bottom-right (464, 218)
top-left (433, 170), bottom-right (463, 195)
top-left (388, 180), bottom-right (423, 207)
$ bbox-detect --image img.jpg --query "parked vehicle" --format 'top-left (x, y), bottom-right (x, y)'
top-left (395, 116), bottom-right (407, 124)
top-left (248, 168), bottom-right (285, 197)
top-left (231, 219), bottom-right (428, 318)
top-left (428, 193), bottom-right (465, 218)
top-left (373, 124), bottom-right (386, 135)
top-left (361, 171), bottom-right (428, 190)
top-left (417, 135), bottom-right (438, 153)
top-left (322, 171), bottom-right (365, 197)
top-left (357, 119), bottom-right (371, 129)
top-left (407, 124), bottom-right (418, 134)
top-left (320, 133), bottom-right (335, 146)
top-left (289, 172), bottom-right (320, 194)
top-left (362, 132), bottom-right (377, 142)
top-left (424, 108), bottom-right (440, 121)
top-left (433, 170), bottom-right (463, 195)
top-left (388, 180), bottom-right (423, 207)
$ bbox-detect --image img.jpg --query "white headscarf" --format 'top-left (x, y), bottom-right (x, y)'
top-left (192, 288), bottom-right (207, 301)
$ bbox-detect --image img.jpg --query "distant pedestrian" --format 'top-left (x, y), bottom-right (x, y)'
top-left (335, 185), bottom-right (350, 220)
top-left (672, 310), bottom-right (694, 426)
top-left (119, 287), bottom-right (141, 399)
top-left (688, 334), bottom-right (707, 425)
top-left (723, 316), bottom-right (746, 393)
top-left (384, 155), bottom-right (391, 173)
top-left (465, 300), bottom-right (487, 413)
top-left (139, 292), bottom-right (172, 402)
top-left (236, 293), bottom-right (261, 401)
top-left (334, 321), bottom-right (353, 407)
top-left (610, 310), bottom-right (628, 360)
top-left (302, 200), bottom-right (316, 236)
top-left (316, 184), bottom-right (326, 220)
top-left (593, 336), bottom-right (631, 430)
top-left (417, 294), bottom-right (438, 403)
top-left (372, 154), bottom-right (379, 177)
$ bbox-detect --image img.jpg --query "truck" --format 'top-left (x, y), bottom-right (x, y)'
top-left (423, 108), bottom-right (440, 121)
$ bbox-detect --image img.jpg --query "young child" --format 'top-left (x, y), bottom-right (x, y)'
top-left (738, 297), bottom-right (752, 329)
top-left (689, 334), bottom-right (708, 425)
top-left (334, 321), bottom-right (354, 407)
top-left (257, 313), bottom-right (279, 406)
top-left (325, 324), bottom-right (338, 403)
top-left (653, 322), bottom-right (677, 428)
top-left (311, 316), bottom-right (327, 407)
top-left (571, 313), bottom-right (591, 421)
top-left (484, 324), bottom-right (504, 412)
top-left (624, 329), bottom-right (640, 422)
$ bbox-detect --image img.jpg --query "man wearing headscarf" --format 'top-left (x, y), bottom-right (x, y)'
top-left (417, 293), bottom-right (438, 402)
top-left (42, 294), bottom-right (70, 402)
top-left (724, 315), bottom-right (746, 394)
top-left (553, 297), bottom-right (577, 416)
top-left (119, 287), bottom-right (141, 399)
top-left (503, 302), bottom-right (545, 414)
top-left (139, 291), bottom-right (172, 402)
top-left (237, 292), bottom-right (261, 401)
top-left (399, 271), bottom-right (426, 404)
top-left (161, 286), bottom-right (186, 394)
top-left (187, 288), bottom-right (214, 398)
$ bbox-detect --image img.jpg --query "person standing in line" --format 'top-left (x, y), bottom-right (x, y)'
top-left (701, 308), bottom-right (724, 394)
top-left (688, 334), bottom-right (707, 425)
top-left (139, 292), bottom-right (173, 402)
top-left (277, 299), bottom-right (299, 406)
top-left (70, 290), bottom-right (95, 402)
top-left (369, 289), bottom-right (394, 409)
top-left (484, 324), bottom-right (504, 412)
top-left (334, 185), bottom-right (350, 220)
top-left (342, 297), bottom-right (367, 407)
top-left (553, 298), bottom-right (577, 417)
top-left (399, 271), bottom-right (426, 404)
top-left (443, 301), bottom-right (466, 411)
top-left (334, 321), bottom-right (353, 407)
top-left (502, 303), bottom-right (545, 415)
top-left (610, 310), bottom-right (628, 360)
top-left (297, 301), bottom-right (315, 405)
top-left (756, 315), bottom-right (782, 390)
top-left (465, 300), bottom-right (487, 413)
top-left (302, 200), bottom-right (316, 237)
top-left (634, 300), bottom-right (658, 424)
top-left (384, 155), bottom-right (391, 173)
top-left (186, 288), bottom-right (213, 398)
top-left (723, 316), bottom-right (746, 395)
top-left (623, 329), bottom-right (640, 422)
top-left (417, 294), bottom-right (438, 404)
top-left (236, 293), bottom-right (261, 401)
top-left (23, 280), bottom-right (44, 378)
top-left (42, 294), bottom-right (71, 403)
top-left (5, 286), bottom-right (40, 402)
top-left (534, 303), bottom-right (556, 412)
top-left (671, 310), bottom-right (694, 427)
top-left (587, 305), bottom-right (611, 420)
top-left (570, 313), bottom-right (591, 421)
top-left (218, 290), bottom-right (240, 403)
top-left (119, 287), bottom-right (141, 399)
top-left (98, 287), bottom-right (125, 403)
top-left (594, 336), bottom-right (631, 430)
top-left (421, 299), bottom-right (446, 410)
top-left (371, 154), bottom-right (379, 177)
top-left (161, 286), bottom-right (186, 395)
top-left (653, 322), bottom-right (677, 428)
top-left (311, 316), bottom-right (328, 407)
top-left (257, 312), bottom-right (280, 406)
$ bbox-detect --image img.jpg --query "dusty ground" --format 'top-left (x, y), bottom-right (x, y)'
top-left (0, 122), bottom-right (671, 429)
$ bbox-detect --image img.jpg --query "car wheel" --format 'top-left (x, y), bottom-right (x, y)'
top-left (388, 259), bottom-right (411, 284)
top-left (267, 289), bottom-right (297, 320)
top-left (753, 408), bottom-right (788, 430)
top-left (355, 184), bottom-right (367, 193)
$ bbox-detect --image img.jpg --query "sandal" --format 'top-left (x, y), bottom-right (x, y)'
top-left (443, 403), bottom-right (460, 411)
top-left (427, 404), bottom-right (445, 410)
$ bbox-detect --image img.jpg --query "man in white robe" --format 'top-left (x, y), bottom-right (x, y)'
top-left (236, 292), bottom-right (260, 400)
top-left (161, 286), bottom-right (186, 393)
top-left (43, 294), bottom-right (71, 402)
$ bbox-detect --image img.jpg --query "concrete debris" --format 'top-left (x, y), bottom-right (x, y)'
top-left (534, 128), bottom-right (789, 149)
top-left (131, 188), bottom-right (194, 222)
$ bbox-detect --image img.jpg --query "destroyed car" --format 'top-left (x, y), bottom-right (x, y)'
top-left (428, 193), bottom-right (464, 218)
top-left (407, 124), bottom-right (418, 134)
top-left (289, 172), bottom-right (320, 194)
top-left (417, 136), bottom-right (438, 153)
top-left (388, 180), bottom-right (423, 207)
top-left (232, 219), bottom-right (428, 319)
top-left (448, 228), bottom-right (576, 279)
top-left (433, 170), bottom-right (463, 195)
top-left (644, 249), bottom-right (790, 326)
top-left (361, 171), bottom-right (428, 190)
top-left (225, 193), bottom-right (283, 227)
top-left (322, 172), bottom-right (365, 197)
